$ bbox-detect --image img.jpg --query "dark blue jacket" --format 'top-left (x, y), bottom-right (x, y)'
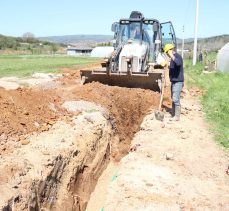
top-left (169, 53), bottom-right (184, 82)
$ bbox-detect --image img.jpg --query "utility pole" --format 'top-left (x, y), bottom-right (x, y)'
top-left (193, 0), bottom-right (199, 65)
top-left (182, 25), bottom-right (184, 58)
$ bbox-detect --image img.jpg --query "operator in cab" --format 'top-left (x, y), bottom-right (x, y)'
top-left (130, 26), bottom-right (141, 40)
top-left (164, 43), bottom-right (184, 121)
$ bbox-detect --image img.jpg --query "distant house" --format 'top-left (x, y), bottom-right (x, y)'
top-left (67, 47), bottom-right (92, 56)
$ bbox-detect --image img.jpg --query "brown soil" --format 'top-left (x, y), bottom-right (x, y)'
top-left (0, 88), bottom-right (66, 139)
top-left (92, 89), bottom-right (229, 211)
top-left (0, 70), bottom-right (164, 159)
top-left (0, 67), bottom-right (228, 211)
top-left (0, 68), bottom-right (164, 210)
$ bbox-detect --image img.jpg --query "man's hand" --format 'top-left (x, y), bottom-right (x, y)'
top-left (167, 50), bottom-right (175, 61)
top-left (161, 60), bottom-right (168, 67)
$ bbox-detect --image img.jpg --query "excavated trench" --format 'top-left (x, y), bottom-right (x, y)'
top-left (0, 80), bottom-right (166, 211)
top-left (71, 82), bottom-right (161, 161)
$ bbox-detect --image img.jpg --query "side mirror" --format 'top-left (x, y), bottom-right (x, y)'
top-left (111, 22), bottom-right (119, 33)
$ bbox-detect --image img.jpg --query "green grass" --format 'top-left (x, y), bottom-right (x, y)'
top-left (185, 60), bottom-right (229, 148)
top-left (206, 51), bottom-right (217, 61)
top-left (0, 54), bottom-right (99, 77)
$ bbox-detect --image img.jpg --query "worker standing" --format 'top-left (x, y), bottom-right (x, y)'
top-left (164, 44), bottom-right (184, 121)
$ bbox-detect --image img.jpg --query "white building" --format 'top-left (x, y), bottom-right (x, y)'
top-left (67, 47), bottom-right (92, 56)
top-left (91, 46), bottom-right (114, 58)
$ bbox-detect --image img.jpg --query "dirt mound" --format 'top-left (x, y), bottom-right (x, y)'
top-left (0, 88), bottom-right (65, 140)
top-left (0, 69), bottom-right (170, 159)
top-left (59, 63), bottom-right (101, 83)
top-left (71, 82), bottom-right (160, 159)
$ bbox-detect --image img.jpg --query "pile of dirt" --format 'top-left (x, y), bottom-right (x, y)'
top-left (0, 70), bottom-right (170, 159)
top-left (0, 88), bottom-right (65, 139)
top-left (58, 64), bottom-right (102, 86)
top-left (71, 82), bottom-right (161, 159)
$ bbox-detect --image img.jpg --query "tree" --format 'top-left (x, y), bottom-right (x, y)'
top-left (51, 44), bottom-right (58, 53)
top-left (22, 32), bottom-right (35, 39)
top-left (22, 32), bottom-right (36, 43)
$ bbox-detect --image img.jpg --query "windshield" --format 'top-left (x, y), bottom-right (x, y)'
top-left (143, 23), bottom-right (157, 62)
top-left (118, 22), bottom-right (142, 44)
top-left (116, 21), bottom-right (159, 62)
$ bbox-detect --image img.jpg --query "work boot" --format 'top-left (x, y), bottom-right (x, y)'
top-left (170, 102), bottom-right (175, 117)
top-left (169, 105), bottom-right (181, 121)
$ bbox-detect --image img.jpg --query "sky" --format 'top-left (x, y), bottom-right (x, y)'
top-left (0, 0), bottom-right (228, 39)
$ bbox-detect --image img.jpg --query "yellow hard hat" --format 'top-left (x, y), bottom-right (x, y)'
top-left (164, 43), bottom-right (175, 53)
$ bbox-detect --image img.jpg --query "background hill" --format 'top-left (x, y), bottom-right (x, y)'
top-left (177, 34), bottom-right (229, 52)
top-left (39, 34), bottom-right (229, 51)
top-left (38, 35), bottom-right (113, 48)
top-left (0, 34), bottom-right (65, 54)
top-left (0, 33), bottom-right (228, 54)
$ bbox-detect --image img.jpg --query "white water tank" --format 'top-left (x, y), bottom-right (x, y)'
top-left (217, 43), bottom-right (229, 72)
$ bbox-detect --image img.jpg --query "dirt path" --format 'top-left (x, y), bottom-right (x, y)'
top-left (87, 90), bottom-right (229, 210)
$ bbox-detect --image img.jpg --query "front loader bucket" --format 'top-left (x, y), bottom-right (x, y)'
top-left (80, 69), bottom-right (164, 92)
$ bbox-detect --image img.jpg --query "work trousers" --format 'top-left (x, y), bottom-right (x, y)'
top-left (171, 82), bottom-right (184, 106)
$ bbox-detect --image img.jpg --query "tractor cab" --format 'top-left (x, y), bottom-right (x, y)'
top-left (115, 19), bottom-right (160, 63)
top-left (111, 11), bottom-right (176, 63)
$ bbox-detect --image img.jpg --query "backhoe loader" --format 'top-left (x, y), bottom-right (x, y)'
top-left (80, 11), bottom-right (177, 110)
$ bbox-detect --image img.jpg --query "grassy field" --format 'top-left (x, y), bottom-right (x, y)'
top-left (185, 60), bottom-right (229, 148)
top-left (0, 55), bottom-right (99, 77)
